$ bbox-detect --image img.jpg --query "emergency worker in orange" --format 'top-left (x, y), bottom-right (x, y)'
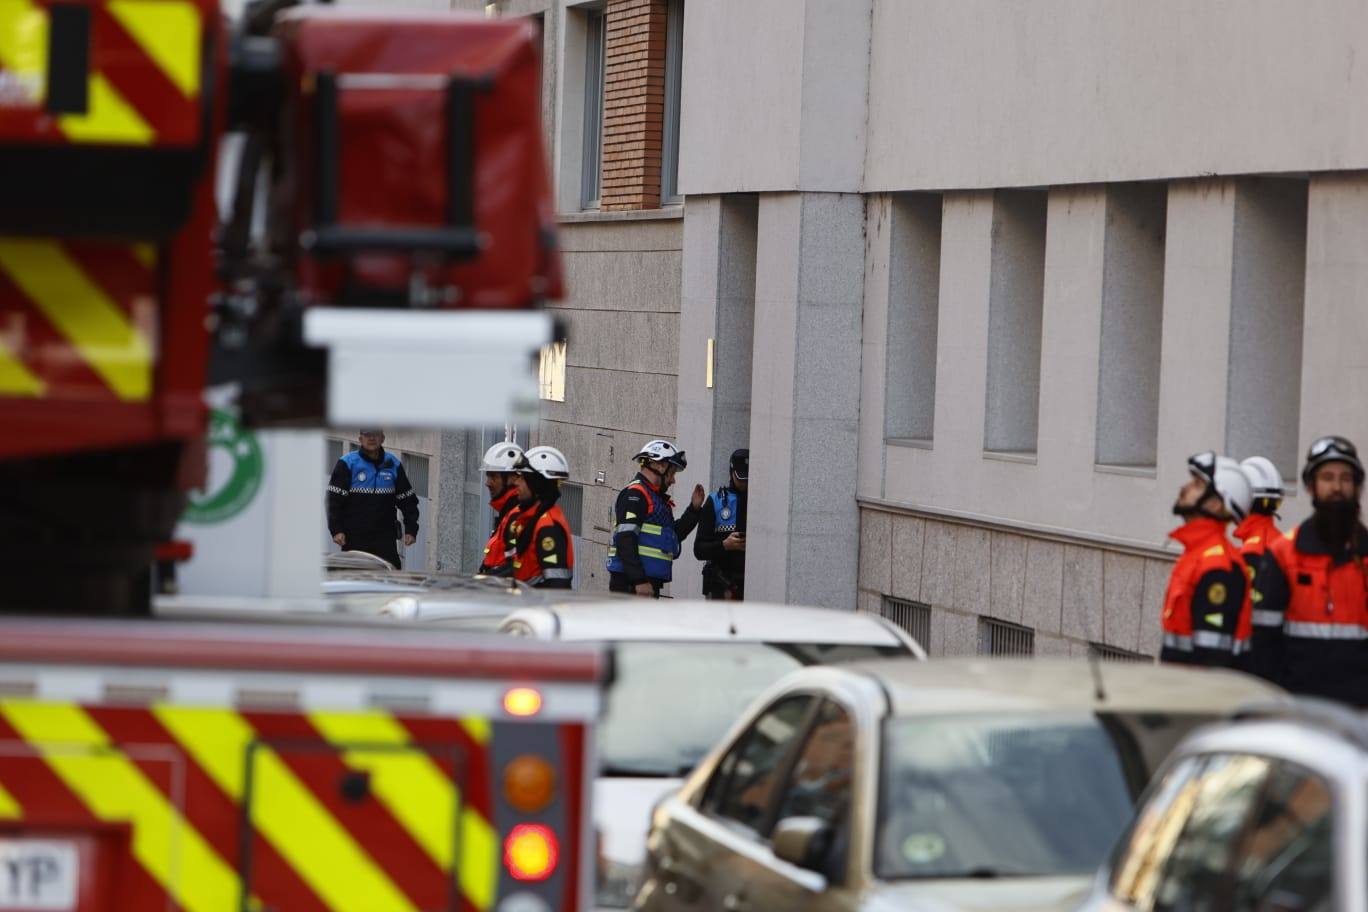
top-left (507, 445), bottom-right (575, 589)
top-left (1234, 455), bottom-right (1285, 682)
top-left (1250, 435), bottom-right (1368, 706)
top-left (477, 441), bottom-right (525, 575)
top-left (1160, 452), bottom-right (1254, 668)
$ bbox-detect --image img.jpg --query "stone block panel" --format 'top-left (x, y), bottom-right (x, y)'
top-left (890, 515), bottom-right (926, 600)
top-left (1103, 552), bottom-right (1146, 652)
top-left (1022, 538), bottom-right (1064, 635)
top-left (989, 531), bottom-right (1027, 622)
top-left (1061, 545), bottom-right (1104, 642)
top-left (859, 510), bottom-right (892, 594)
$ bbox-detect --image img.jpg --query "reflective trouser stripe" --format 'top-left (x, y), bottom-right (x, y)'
top-left (1163, 633), bottom-right (1193, 651)
top-left (1164, 631), bottom-right (1246, 653)
top-left (1252, 609), bottom-right (1284, 627)
top-left (1284, 621), bottom-right (1368, 640)
top-left (613, 524), bottom-right (640, 535)
top-left (542, 568), bottom-right (573, 580)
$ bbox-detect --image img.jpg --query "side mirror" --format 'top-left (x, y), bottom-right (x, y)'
top-left (772, 816), bottom-right (831, 872)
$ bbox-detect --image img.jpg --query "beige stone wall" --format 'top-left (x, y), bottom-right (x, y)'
top-left (856, 505), bottom-right (1174, 659)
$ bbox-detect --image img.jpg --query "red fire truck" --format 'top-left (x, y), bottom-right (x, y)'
top-left (0, 616), bottom-right (603, 912)
top-left (0, 1), bottom-right (598, 909)
top-left (0, 0), bottom-right (562, 613)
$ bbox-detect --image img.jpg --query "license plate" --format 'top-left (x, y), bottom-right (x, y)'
top-left (0, 840), bottom-right (78, 910)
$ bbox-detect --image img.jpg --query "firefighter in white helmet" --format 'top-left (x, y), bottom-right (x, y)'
top-left (606, 439), bottom-right (705, 597)
top-left (1159, 452), bottom-right (1254, 668)
top-left (1234, 455), bottom-right (1285, 682)
top-left (477, 441), bottom-right (525, 575)
top-left (506, 445), bottom-right (575, 588)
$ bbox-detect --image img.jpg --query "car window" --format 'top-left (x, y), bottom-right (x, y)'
top-left (1230, 761), bottom-right (1335, 912)
top-left (774, 701), bottom-right (855, 825)
top-left (878, 713), bottom-right (1139, 879)
top-left (597, 642), bottom-right (896, 776)
top-left (1109, 755), bottom-right (1207, 903)
top-left (705, 695), bottom-right (814, 834)
top-left (1149, 754), bottom-right (1274, 911)
top-left (772, 700), bottom-right (855, 881)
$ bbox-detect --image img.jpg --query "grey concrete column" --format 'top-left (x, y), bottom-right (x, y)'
top-left (1303, 174), bottom-right (1368, 483)
top-left (675, 195), bottom-right (758, 597)
top-left (748, 192), bottom-right (866, 610)
top-left (433, 428), bottom-right (470, 573)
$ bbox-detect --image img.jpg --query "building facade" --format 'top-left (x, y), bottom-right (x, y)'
top-left (434, 0), bottom-right (1368, 658)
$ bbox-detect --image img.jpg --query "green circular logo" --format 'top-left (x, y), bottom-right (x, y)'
top-left (184, 409), bottom-right (264, 524)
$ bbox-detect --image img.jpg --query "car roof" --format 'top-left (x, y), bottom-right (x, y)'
top-left (508, 600), bottom-right (907, 646)
top-left (835, 657), bottom-right (1286, 715)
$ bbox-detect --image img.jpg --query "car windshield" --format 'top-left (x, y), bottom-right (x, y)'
top-left (877, 711), bottom-right (1218, 880)
top-left (599, 641), bottom-right (904, 777)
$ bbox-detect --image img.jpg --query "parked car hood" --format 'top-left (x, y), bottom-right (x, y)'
top-left (865, 876), bottom-right (1091, 912)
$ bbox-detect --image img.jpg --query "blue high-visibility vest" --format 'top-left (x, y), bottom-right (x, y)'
top-left (708, 488), bottom-right (739, 534)
top-left (606, 482), bottom-right (681, 582)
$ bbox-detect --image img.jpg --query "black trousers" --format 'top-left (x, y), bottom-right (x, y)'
top-left (609, 573), bottom-right (661, 597)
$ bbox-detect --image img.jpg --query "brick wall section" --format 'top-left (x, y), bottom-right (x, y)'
top-left (600, 0), bottom-right (667, 210)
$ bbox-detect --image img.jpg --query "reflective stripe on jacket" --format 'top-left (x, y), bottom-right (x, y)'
top-left (1159, 518), bottom-right (1252, 669)
top-left (606, 482), bottom-right (680, 582)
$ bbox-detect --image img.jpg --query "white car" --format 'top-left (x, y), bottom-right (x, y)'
top-left (1078, 699), bottom-right (1366, 912)
top-left (497, 600), bottom-right (926, 910)
top-left (637, 658), bottom-right (1284, 912)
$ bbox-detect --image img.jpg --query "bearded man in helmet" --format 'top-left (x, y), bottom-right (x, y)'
top-left (506, 445), bottom-right (575, 589)
top-left (607, 439), bottom-right (706, 597)
top-left (1159, 451), bottom-right (1254, 668)
top-left (477, 441), bottom-right (525, 576)
top-left (1251, 435), bottom-right (1368, 705)
top-left (1233, 455), bottom-right (1286, 682)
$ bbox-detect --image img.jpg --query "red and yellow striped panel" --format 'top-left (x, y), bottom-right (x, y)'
top-left (0, 700), bottom-right (501, 912)
top-left (0, 237), bottom-right (157, 404)
top-left (0, 0), bottom-right (204, 147)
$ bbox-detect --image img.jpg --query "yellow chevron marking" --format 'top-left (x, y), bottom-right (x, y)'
top-left (132, 244), bottom-right (157, 269)
top-left (107, 0), bottom-right (201, 99)
top-left (59, 74), bottom-right (155, 145)
top-left (462, 716), bottom-right (492, 745)
top-left (1, 700), bottom-right (238, 912)
top-left (309, 711), bottom-right (499, 911)
top-left (0, 335), bottom-right (44, 397)
top-left (0, 0), bottom-right (48, 105)
top-left (155, 706), bottom-right (418, 912)
top-left (0, 777), bottom-right (22, 818)
top-left (0, 240), bottom-right (152, 400)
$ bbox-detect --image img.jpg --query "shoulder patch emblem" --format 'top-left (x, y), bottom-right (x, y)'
top-left (720, 507), bottom-right (732, 520)
top-left (1207, 582), bottom-right (1227, 606)
top-left (542, 536), bottom-right (556, 552)
top-left (357, 471), bottom-right (367, 482)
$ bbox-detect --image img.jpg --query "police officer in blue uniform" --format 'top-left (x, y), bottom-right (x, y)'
top-left (326, 428), bottom-right (420, 569)
top-left (694, 448), bottom-right (748, 600)
top-left (606, 439), bottom-right (705, 597)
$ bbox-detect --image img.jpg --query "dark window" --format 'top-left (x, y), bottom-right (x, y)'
top-left (876, 596), bottom-right (931, 651)
top-left (580, 9), bottom-right (605, 209)
top-left (660, 0), bottom-right (684, 204)
top-left (1089, 642), bottom-right (1153, 664)
top-left (978, 617), bottom-right (1035, 656)
top-left (773, 701), bottom-right (854, 881)
top-left (404, 454), bottom-right (429, 498)
top-left (325, 438), bottom-right (346, 472)
top-left (705, 695), bottom-right (813, 834)
top-left (560, 481), bottom-right (584, 537)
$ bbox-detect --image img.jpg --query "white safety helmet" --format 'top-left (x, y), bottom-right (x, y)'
top-left (1240, 456), bottom-right (1284, 503)
top-left (1188, 451), bottom-right (1252, 522)
top-left (518, 445), bottom-right (571, 480)
top-left (634, 439), bottom-right (686, 468)
top-left (480, 441), bottom-right (524, 474)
